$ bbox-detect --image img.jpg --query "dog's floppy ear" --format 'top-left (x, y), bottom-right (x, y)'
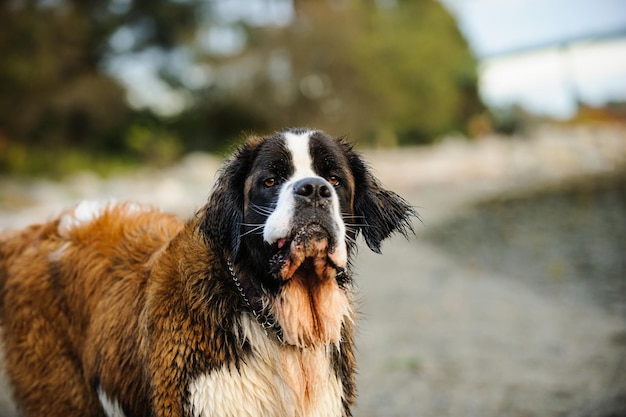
top-left (345, 144), bottom-right (417, 254)
top-left (198, 138), bottom-right (258, 258)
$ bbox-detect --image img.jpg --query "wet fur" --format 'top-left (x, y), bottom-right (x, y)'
top-left (0, 129), bottom-right (415, 416)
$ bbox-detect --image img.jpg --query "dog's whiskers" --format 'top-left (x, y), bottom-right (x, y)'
top-left (344, 223), bottom-right (369, 228)
top-left (341, 214), bottom-right (366, 219)
top-left (250, 204), bottom-right (275, 216)
top-left (239, 224), bottom-right (265, 238)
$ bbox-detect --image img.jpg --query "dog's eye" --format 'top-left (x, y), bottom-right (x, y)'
top-left (328, 176), bottom-right (340, 187)
top-left (263, 178), bottom-right (276, 188)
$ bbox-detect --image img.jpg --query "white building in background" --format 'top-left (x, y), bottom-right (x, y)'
top-left (479, 38), bottom-right (626, 119)
top-left (441, 0), bottom-right (626, 118)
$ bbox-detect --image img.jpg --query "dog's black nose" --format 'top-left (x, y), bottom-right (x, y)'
top-left (293, 177), bottom-right (332, 204)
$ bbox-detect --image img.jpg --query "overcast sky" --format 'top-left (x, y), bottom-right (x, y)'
top-left (440, 0), bottom-right (626, 57)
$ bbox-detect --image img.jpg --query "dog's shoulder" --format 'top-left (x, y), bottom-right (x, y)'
top-left (0, 200), bottom-right (186, 319)
top-left (56, 200), bottom-right (184, 245)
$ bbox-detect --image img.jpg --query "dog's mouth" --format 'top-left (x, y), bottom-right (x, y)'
top-left (269, 223), bottom-right (344, 281)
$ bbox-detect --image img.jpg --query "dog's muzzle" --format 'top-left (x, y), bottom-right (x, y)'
top-left (267, 177), bottom-right (347, 280)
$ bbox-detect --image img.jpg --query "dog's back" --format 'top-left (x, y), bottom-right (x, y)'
top-left (0, 202), bottom-right (185, 416)
top-left (0, 227), bottom-right (25, 417)
top-left (1, 225), bottom-right (39, 323)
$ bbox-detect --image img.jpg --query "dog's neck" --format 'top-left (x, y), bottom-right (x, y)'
top-left (226, 258), bottom-right (285, 343)
top-left (224, 238), bottom-right (354, 349)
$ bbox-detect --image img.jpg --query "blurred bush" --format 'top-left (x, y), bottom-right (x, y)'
top-left (202, 0), bottom-right (484, 146)
top-left (0, 0), bottom-right (484, 175)
top-left (0, 0), bottom-right (201, 175)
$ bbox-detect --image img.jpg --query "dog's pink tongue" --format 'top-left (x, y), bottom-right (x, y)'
top-left (277, 238), bottom-right (288, 249)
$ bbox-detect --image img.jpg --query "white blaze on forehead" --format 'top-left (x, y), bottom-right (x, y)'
top-left (283, 130), bottom-right (316, 179)
top-left (263, 130), bottom-right (315, 244)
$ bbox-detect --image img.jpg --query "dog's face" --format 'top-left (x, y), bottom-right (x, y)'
top-left (200, 128), bottom-right (414, 346)
top-left (245, 129), bottom-right (353, 283)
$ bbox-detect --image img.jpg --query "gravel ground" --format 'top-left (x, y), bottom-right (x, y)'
top-left (1, 125), bottom-right (625, 417)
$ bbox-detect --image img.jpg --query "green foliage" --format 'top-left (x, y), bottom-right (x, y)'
top-left (0, 0), bottom-right (483, 176)
top-left (0, 0), bottom-right (201, 175)
top-left (0, 142), bottom-right (138, 178)
top-left (352, 0), bottom-right (478, 142)
top-left (168, 100), bottom-right (270, 154)
top-left (124, 121), bottom-right (183, 165)
top-left (206, 0), bottom-right (483, 146)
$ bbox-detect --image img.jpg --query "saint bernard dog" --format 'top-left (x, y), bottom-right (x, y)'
top-left (0, 128), bottom-right (415, 417)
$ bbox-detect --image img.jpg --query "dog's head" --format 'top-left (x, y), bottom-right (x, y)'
top-left (199, 128), bottom-right (415, 346)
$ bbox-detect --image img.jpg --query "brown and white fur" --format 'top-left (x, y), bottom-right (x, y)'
top-left (0, 128), bottom-right (415, 417)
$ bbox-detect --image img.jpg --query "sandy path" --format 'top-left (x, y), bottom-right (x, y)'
top-left (354, 206), bottom-right (624, 417)
top-left (1, 125), bottom-right (625, 416)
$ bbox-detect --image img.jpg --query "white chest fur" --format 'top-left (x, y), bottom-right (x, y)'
top-left (188, 316), bottom-right (345, 417)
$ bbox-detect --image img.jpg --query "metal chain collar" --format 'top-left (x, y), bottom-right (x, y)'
top-left (227, 259), bottom-right (284, 343)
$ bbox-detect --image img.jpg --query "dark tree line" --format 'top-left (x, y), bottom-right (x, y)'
top-left (0, 0), bottom-right (483, 174)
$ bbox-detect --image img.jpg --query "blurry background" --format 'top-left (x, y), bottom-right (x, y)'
top-left (0, 1), bottom-right (625, 416)
top-left (2, 0), bottom-right (624, 175)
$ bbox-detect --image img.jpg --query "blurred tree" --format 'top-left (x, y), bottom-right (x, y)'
top-left (0, 0), bottom-right (201, 171)
top-left (202, 0), bottom-right (483, 146)
top-left (0, 0), bottom-right (483, 175)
